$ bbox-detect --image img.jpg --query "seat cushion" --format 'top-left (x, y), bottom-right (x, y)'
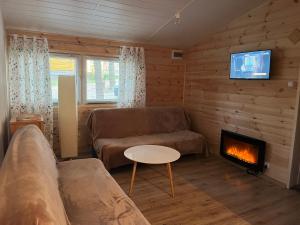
top-left (0, 125), bottom-right (69, 225)
top-left (58, 158), bottom-right (150, 225)
top-left (94, 130), bottom-right (208, 169)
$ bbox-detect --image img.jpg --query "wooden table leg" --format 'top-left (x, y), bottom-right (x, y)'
top-left (129, 161), bottom-right (137, 196)
top-left (166, 162), bottom-right (175, 198)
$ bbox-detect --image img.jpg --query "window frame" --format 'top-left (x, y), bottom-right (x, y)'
top-left (49, 53), bottom-right (119, 105)
top-left (82, 56), bottom-right (120, 104)
top-left (49, 53), bottom-right (81, 104)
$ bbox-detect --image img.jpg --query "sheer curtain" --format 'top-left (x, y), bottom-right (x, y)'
top-left (118, 46), bottom-right (146, 108)
top-left (8, 35), bottom-right (53, 144)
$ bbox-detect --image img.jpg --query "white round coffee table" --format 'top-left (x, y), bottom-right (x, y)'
top-left (124, 145), bottom-right (181, 198)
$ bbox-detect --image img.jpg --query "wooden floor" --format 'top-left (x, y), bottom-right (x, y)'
top-left (111, 155), bottom-right (300, 225)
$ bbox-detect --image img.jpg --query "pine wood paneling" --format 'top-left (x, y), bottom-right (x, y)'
top-left (2, 0), bottom-right (265, 48)
top-left (184, 0), bottom-right (300, 185)
top-left (2, 0), bottom-right (191, 45)
top-left (7, 29), bottom-right (185, 107)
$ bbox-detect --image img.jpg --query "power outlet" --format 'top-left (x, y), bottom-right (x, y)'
top-left (288, 81), bottom-right (296, 88)
top-left (264, 162), bottom-right (270, 170)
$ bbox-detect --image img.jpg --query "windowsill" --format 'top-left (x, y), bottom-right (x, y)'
top-left (52, 101), bottom-right (117, 105)
top-left (53, 103), bottom-right (117, 112)
top-left (85, 101), bottom-right (118, 104)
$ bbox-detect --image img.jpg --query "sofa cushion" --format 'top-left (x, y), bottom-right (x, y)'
top-left (58, 158), bottom-right (150, 225)
top-left (0, 125), bottom-right (69, 225)
top-left (94, 130), bottom-right (208, 169)
top-left (87, 107), bottom-right (191, 140)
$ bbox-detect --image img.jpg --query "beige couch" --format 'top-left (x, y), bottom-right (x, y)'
top-left (0, 125), bottom-right (150, 225)
top-left (87, 107), bottom-right (208, 170)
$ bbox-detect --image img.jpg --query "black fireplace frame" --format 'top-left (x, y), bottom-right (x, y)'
top-left (220, 130), bottom-right (266, 172)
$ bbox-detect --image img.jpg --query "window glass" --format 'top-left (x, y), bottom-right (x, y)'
top-left (85, 59), bottom-right (119, 102)
top-left (49, 55), bottom-right (77, 102)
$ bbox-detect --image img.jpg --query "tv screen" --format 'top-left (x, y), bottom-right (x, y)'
top-left (230, 50), bottom-right (271, 79)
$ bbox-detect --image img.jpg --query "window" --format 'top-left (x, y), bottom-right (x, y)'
top-left (49, 54), bottom-right (78, 103)
top-left (84, 58), bottom-right (119, 103)
top-left (49, 54), bottom-right (119, 104)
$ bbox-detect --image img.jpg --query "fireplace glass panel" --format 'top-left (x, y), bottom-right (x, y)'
top-left (223, 136), bottom-right (259, 165)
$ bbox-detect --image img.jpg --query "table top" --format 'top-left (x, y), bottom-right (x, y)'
top-left (124, 145), bottom-right (181, 164)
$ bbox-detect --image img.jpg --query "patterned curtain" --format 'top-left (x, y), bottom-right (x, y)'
top-left (118, 46), bottom-right (146, 108)
top-left (8, 35), bottom-right (53, 144)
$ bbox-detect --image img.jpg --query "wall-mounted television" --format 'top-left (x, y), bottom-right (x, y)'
top-left (230, 50), bottom-right (271, 80)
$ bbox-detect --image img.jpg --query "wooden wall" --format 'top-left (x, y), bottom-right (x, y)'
top-left (184, 0), bottom-right (300, 185)
top-left (6, 30), bottom-right (185, 156)
top-left (0, 10), bottom-right (8, 163)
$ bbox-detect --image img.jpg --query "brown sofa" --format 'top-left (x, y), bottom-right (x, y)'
top-left (0, 125), bottom-right (150, 225)
top-left (87, 107), bottom-right (208, 170)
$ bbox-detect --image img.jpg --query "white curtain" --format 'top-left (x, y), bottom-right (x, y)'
top-left (8, 35), bottom-right (53, 144)
top-left (118, 46), bottom-right (146, 108)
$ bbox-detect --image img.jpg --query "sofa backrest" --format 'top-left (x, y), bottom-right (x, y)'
top-left (0, 125), bottom-right (69, 225)
top-left (87, 106), bottom-right (191, 140)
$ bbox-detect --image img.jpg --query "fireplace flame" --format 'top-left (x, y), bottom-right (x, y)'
top-left (226, 145), bottom-right (257, 164)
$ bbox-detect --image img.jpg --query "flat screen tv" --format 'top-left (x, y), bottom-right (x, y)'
top-left (230, 50), bottom-right (271, 80)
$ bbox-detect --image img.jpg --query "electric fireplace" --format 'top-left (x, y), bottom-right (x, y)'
top-left (220, 130), bottom-right (266, 173)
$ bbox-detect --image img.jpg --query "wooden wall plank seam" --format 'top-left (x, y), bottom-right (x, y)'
top-left (183, 0), bottom-right (300, 185)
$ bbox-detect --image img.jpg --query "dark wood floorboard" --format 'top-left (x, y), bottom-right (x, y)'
top-left (111, 155), bottom-right (300, 225)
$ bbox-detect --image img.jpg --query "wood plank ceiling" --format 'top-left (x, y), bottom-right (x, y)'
top-left (1, 0), bottom-right (266, 48)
